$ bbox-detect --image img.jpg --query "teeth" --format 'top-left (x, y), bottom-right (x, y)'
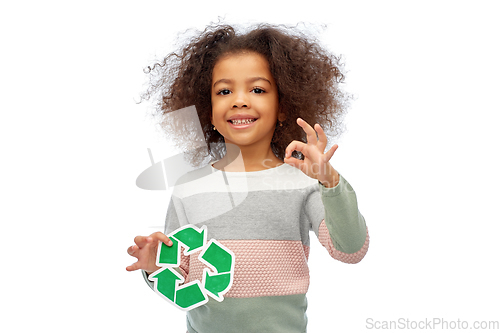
top-left (231, 119), bottom-right (256, 125)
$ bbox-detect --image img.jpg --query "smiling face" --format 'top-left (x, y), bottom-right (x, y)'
top-left (211, 52), bottom-right (284, 156)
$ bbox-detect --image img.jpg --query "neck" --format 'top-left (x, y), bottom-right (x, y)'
top-left (215, 142), bottom-right (283, 172)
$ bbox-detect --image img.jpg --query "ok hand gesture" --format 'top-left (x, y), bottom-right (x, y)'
top-left (284, 118), bottom-right (339, 188)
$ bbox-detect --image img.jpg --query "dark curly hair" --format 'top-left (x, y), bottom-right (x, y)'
top-left (141, 23), bottom-right (351, 167)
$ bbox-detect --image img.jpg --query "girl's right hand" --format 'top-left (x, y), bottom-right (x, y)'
top-left (126, 232), bottom-right (173, 273)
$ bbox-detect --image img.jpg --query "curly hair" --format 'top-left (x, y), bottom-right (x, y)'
top-left (141, 23), bottom-right (351, 167)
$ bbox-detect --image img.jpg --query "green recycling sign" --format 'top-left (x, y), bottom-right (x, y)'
top-left (148, 225), bottom-right (235, 311)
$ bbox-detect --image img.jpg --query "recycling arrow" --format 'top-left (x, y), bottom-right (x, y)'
top-left (174, 281), bottom-right (207, 309)
top-left (171, 225), bottom-right (206, 254)
top-left (148, 225), bottom-right (235, 311)
top-left (158, 237), bottom-right (179, 265)
top-left (200, 239), bottom-right (233, 273)
top-left (200, 240), bottom-right (235, 301)
top-left (148, 266), bottom-right (182, 302)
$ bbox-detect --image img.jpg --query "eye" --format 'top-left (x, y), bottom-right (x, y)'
top-left (216, 89), bottom-right (231, 96)
top-left (252, 87), bottom-right (265, 94)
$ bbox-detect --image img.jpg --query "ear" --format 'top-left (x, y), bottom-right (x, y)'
top-left (277, 105), bottom-right (286, 122)
top-left (278, 112), bottom-right (286, 122)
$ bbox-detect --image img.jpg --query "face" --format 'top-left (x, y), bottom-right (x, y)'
top-left (211, 52), bottom-right (283, 152)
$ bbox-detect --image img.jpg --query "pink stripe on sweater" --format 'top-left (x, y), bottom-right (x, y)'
top-left (318, 220), bottom-right (369, 264)
top-left (178, 253), bottom-right (190, 280)
top-left (186, 240), bottom-right (310, 298)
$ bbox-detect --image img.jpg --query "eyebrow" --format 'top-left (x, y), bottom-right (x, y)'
top-left (213, 77), bottom-right (272, 88)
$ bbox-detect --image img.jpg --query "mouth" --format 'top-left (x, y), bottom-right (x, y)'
top-left (228, 118), bottom-right (257, 125)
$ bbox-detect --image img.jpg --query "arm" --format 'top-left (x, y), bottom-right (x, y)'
top-left (142, 196), bottom-right (191, 289)
top-left (284, 118), bottom-right (368, 263)
top-left (317, 175), bottom-right (369, 263)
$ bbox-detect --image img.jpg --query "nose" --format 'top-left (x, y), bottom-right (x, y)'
top-left (233, 102), bottom-right (248, 108)
top-left (232, 91), bottom-right (250, 109)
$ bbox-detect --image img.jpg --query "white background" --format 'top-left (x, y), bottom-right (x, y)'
top-left (1, 0), bottom-right (499, 332)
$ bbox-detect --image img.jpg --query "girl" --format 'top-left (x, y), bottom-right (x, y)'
top-left (127, 23), bottom-right (369, 333)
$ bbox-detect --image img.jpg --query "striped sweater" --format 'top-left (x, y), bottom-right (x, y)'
top-left (143, 162), bottom-right (369, 333)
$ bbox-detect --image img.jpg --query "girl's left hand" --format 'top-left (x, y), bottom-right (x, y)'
top-left (284, 118), bottom-right (340, 188)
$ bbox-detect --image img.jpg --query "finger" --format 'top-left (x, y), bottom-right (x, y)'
top-left (314, 124), bottom-right (328, 152)
top-left (285, 140), bottom-right (308, 158)
top-left (150, 231), bottom-right (173, 247)
top-left (283, 156), bottom-right (304, 170)
top-left (297, 118), bottom-right (318, 145)
top-left (126, 261), bottom-right (140, 272)
top-left (134, 235), bottom-right (149, 248)
top-left (127, 244), bottom-right (138, 256)
top-left (325, 144), bottom-right (339, 162)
